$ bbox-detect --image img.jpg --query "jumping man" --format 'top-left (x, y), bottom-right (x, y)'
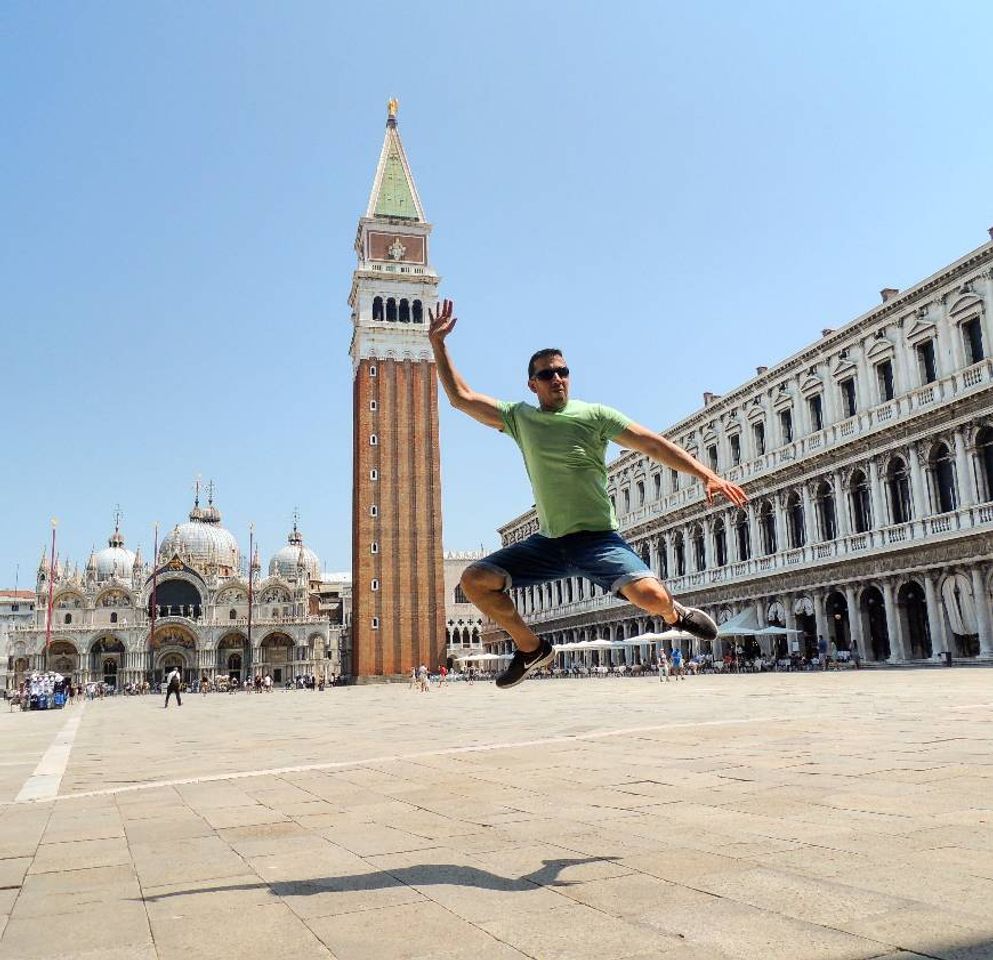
top-left (428, 300), bottom-right (748, 690)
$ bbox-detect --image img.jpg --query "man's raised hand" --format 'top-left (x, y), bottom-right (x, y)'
top-left (428, 299), bottom-right (457, 344)
top-left (704, 476), bottom-right (748, 507)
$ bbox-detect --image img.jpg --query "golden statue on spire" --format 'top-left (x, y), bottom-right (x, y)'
top-left (387, 97), bottom-right (398, 119)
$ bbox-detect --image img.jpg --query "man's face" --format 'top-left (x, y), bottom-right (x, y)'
top-left (528, 354), bottom-right (570, 411)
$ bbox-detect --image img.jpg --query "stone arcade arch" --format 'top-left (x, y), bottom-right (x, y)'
top-left (259, 632), bottom-right (293, 684)
top-left (217, 632), bottom-right (248, 681)
top-left (860, 586), bottom-right (890, 661)
top-left (91, 635), bottom-right (126, 687)
top-left (149, 624), bottom-right (197, 684)
top-left (825, 591), bottom-right (850, 652)
top-left (898, 581), bottom-right (932, 659)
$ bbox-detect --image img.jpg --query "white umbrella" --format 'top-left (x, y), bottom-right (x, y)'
top-left (623, 631), bottom-right (696, 645)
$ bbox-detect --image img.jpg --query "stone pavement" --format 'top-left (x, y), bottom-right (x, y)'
top-left (1, 669), bottom-right (992, 960)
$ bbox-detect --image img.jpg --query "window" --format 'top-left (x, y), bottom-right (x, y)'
top-left (714, 519), bottom-right (728, 566)
top-left (398, 298), bottom-right (410, 323)
top-left (977, 428), bottom-right (993, 502)
top-left (622, 489), bottom-right (630, 513)
top-left (917, 339), bottom-right (937, 384)
top-left (412, 300), bottom-right (423, 323)
top-left (637, 481), bottom-right (645, 506)
top-left (229, 609), bottom-right (237, 620)
top-left (370, 505), bottom-right (378, 517)
top-left (110, 612), bottom-right (118, 624)
top-left (692, 525), bottom-right (706, 571)
top-left (370, 469), bottom-right (378, 480)
top-left (10, 604), bottom-right (18, 612)
top-left (963, 317), bottom-right (985, 365)
top-left (729, 434), bottom-right (741, 466)
top-left (371, 617), bottom-right (379, 629)
top-left (887, 458), bottom-right (912, 524)
top-left (850, 469), bottom-right (871, 533)
top-left (670, 469), bottom-right (679, 493)
top-left (370, 434), bottom-right (378, 445)
top-left (928, 442), bottom-right (957, 514)
top-left (609, 495), bottom-right (616, 513)
top-left (707, 445), bottom-right (718, 471)
top-left (653, 473), bottom-right (662, 499)
top-left (370, 400), bottom-right (377, 411)
top-left (759, 501), bottom-right (777, 555)
top-left (815, 481), bottom-right (837, 540)
top-left (735, 509), bottom-right (750, 560)
top-left (673, 532), bottom-right (686, 577)
top-left (658, 542), bottom-right (668, 578)
top-left (840, 378), bottom-right (857, 418)
top-left (876, 360), bottom-right (894, 402)
top-left (372, 296), bottom-right (384, 321)
top-left (371, 579), bottom-right (379, 591)
top-left (64, 613), bottom-right (72, 624)
top-left (787, 491), bottom-right (805, 548)
top-left (779, 408), bottom-right (793, 444)
top-left (752, 421), bottom-right (766, 456)
top-left (386, 298), bottom-right (397, 322)
top-left (369, 365), bottom-right (377, 377)
top-left (808, 394), bottom-right (824, 432)
top-left (371, 542), bottom-right (378, 554)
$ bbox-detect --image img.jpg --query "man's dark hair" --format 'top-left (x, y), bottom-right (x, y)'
top-left (528, 348), bottom-right (564, 379)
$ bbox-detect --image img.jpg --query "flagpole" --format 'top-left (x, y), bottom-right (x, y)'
top-left (44, 519), bottom-right (57, 661)
top-left (149, 523), bottom-right (159, 680)
top-left (246, 523), bottom-right (254, 685)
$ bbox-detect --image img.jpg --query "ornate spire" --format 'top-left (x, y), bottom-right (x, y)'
top-left (108, 505), bottom-right (125, 548)
top-left (366, 101), bottom-right (425, 222)
top-left (202, 480), bottom-right (221, 524)
top-left (189, 476), bottom-right (205, 522)
top-left (288, 508), bottom-right (303, 546)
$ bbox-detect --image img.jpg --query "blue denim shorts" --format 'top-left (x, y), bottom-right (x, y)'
top-left (473, 530), bottom-right (658, 597)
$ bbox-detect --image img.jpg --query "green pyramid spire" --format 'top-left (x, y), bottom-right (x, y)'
top-left (374, 140), bottom-right (419, 220)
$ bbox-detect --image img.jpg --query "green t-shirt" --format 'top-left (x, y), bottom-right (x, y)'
top-left (498, 398), bottom-right (632, 538)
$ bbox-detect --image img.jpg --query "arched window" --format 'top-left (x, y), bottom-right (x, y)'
top-left (110, 612), bottom-right (118, 624)
top-left (962, 316), bottom-right (985, 365)
top-left (454, 585), bottom-right (468, 604)
top-left (637, 481), bottom-right (645, 506)
top-left (976, 427), bottom-right (993, 503)
top-left (713, 519), bottom-right (727, 567)
top-left (673, 532), bottom-right (686, 577)
top-left (691, 525), bottom-right (706, 571)
top-left (399, 298), bottom-right (410, 323)
top-left (386, 298), bottom-right (397, 322)
top-left (759, 501), bottom-right (777, 555)
top-left (815, 481), bottom-right (836, 541)
top-left (412, 300), bottom-right (423, 323)
top-left (735, 509), bottom-right (750, 560)
top-left (787, 491), bottom-right (805, 548)
top-left (229, 609), bottom-right (237, 620)
top-left (928, 442), bottom-right (957, 514)
top-left (372, 296), bottom-right (384, 321)
top-left (658, 542), bottom-right (668, 579)
top-left (565, 579), bottom-right (573, 603)
top-left (887, 457), bottom-right (912, 524)
top-left (850, 469), bottom-right (872, 533)
top-left (64, 613), bottom-right (72, 624)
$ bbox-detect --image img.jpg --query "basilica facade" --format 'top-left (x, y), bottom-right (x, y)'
top-left (485, 232), bottom-right (993, 665)
top-left (1, 495), bottom-right (347, 691)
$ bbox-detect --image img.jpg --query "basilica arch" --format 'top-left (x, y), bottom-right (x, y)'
top-left (150, 624), bottom-right (197, 683)
top-left (90, 635), bottom-right (127, 687)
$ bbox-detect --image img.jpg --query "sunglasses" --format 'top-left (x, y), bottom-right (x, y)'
top-left (532, 367), bottom-right (570, 382)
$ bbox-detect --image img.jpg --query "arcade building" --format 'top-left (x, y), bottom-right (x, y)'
top-left (1, 494), bottom-right (349, 691)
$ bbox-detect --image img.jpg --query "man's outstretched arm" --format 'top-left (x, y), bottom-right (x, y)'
top-left (428, 300), bottom-right (504, 429)
top-left (616, 421), bottom-right (748, 507)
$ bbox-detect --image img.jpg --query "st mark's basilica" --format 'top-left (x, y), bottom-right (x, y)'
top-left (0, 491), bottom-right (349, 690)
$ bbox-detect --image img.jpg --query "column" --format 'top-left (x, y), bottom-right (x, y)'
top-left (882, 579), bottom-right (907, 661)
top-left (813, 590), bottom-right (829, 656)
top-left (772, 497), bottom-right (785, 553)
top-left (954, 428), bottom-right (977, 507)
top-left (801, 483), bottom-right (815, 547)
top-left (923, 573), bottom-right (946, 657)
top-left (907, 445), bottom-right (929, 519)
top-left (970, 566), bottom-right (993, 659)
top-left (784, 594), bottom-right (799, 655)
top-left (867, 458), bottom-right (885, 531)
top-left (748, 504), bottom-right (760, 559)
top-left (843, 585), bottom-right (864, 659)
top-left (833, 471), bottom-right (851, 537)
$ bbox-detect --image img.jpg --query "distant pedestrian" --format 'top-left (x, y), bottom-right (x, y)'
top-left (164, 668), bottom-right (182, 708)
top-left (671, 646), bottom-right (685, 680)
top-left (439, 664), bottom-right (448, 687)
top-left (817, 636), bottom-right (828, 671)
top-left (417, 664), bottom-right (429, 692)
top-left (657, 649), bottom-right (670, 682)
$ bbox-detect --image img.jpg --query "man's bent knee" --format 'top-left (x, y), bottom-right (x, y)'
top-left (620, 576), bottom-right (671, 607)
top-left (461, 564), bottom-right (508, 596)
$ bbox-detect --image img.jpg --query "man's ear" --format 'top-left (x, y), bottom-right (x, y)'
top-left (527, 378), bottom-right (537, 396)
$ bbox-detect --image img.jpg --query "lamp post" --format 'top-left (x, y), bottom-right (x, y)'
top-left (149, 523), bottom-right (159, 684)
top-left (44, 519), bottom-right (57, 667)
top-left (246, 524), bottom-right (254, 685)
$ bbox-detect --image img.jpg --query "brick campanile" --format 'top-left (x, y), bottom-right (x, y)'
top-left (348, 103), bottom-right (446, 680)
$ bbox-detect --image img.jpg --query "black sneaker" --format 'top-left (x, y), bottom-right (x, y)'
top-left (495, 640), bottom-right (555, 690)
top-left (672, 602), bottom-right (718, 642)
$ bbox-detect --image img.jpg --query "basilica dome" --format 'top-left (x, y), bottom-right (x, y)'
top-left (159, 495), bottom-right (240, 573)
top-left (91, 525), bottom-right (136, 581)
top-left (269, 519), bottom-right (321, 581)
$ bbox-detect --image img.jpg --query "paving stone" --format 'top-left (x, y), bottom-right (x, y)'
top-left (0, 900), bottom-right (151, 960)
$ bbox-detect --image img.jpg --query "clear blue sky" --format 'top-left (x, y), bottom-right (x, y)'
top-left (2, 1), bottom-right (991, 584)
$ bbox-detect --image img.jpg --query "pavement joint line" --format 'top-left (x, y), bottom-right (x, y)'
top-left (3, 711), bottom-right (805, 806)
top-left (13, 704), bottom-right (86, 804)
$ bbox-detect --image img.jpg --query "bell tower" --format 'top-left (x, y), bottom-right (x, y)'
top-left (348, 101), bottom-right (446, 680)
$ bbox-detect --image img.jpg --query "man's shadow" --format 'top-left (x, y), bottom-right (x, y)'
top-left (144, 856), bottom-right (620, 902)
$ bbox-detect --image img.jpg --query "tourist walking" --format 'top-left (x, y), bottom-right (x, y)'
top-left (164, 668), bottom-right (182, 708)
top-left (428, 299), bottom-right (748, 690)
top-left (657, 648), bottom-right (670, 682)
top-left (671, 646), bottom-right (685, 680)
